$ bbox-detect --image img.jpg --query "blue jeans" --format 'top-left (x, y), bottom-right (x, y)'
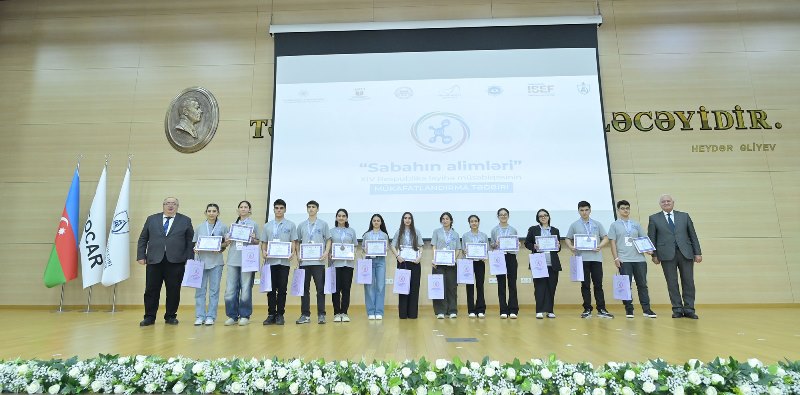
top-left (364, 256), bottom-right (386, 316)
top-left (224, 266), bottom-right (254, 319)
top-left (195, 265), bottom-right (223, 320)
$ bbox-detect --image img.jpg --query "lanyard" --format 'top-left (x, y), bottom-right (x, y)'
top-left (273, 221), bottom-right (283, 238)
top-left (622, 220), bottom-right (632, 236)
top-left (205, 220), bottom-right (217, 236)
top-left (336, 227), bottom-right (351, 243)
top-left (541, 226), bottom-right (551, 236)
top-left (583, 221), bottom-right (593, 235)
top-left (306, 222), bottom-right (317, 243)
top-left (442, 228), bottom-right (453, 249)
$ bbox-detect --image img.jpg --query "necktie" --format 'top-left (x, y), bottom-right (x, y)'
top-left (164, 217), bottom-right (172, 234)
top-left (667, 213), bottom-right (675, 233)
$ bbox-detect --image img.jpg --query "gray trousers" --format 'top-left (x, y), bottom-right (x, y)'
top-left (660, 246), bottom-right (696, 314)
top-left (432, 265), bottom-right (458, 315)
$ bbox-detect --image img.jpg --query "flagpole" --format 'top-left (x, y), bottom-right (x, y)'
top-left (111, 284), bottom-right (118, 313)
top-left (84, 286), bottom-right (93, 313)
top-left (57, 284), bottom-right (65, 313)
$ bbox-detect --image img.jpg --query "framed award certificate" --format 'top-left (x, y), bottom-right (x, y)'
top-left (433, 250), bottom-right (455, 265)
top-left (535, 235), bottom-right (559, 252)
top-left (574, 234), bottom-right (598, 251)
top-left (497, 236), bottom-right (519, 252)
top-left (196, 236), bottom-right (222, 251)
top-left (399, 246), bottom-right (419, 262)
top-left (266, 241), bottom-right (291, 259)
top-left (633, 236), bottom-right (656, 253)
top-left (364, 240), bottom-right (387, 256)
top-left (228, 223), bottom-right (254, 243)
top-left (464, 243), bottom-right (488, 259)
top-left (300, 243), bottom-right (324, 261)
top-left (332, 243), bottom-right (355, 260)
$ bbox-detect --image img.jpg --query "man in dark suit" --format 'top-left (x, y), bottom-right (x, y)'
top-left (647, 194), bottom-right (702, 319)
top-left (137, 196), bottom-right (194, 326)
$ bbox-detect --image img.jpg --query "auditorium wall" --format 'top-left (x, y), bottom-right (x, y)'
top-left (0, 0), bottom-right (797, 307)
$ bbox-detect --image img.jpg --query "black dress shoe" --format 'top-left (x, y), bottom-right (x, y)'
top-left (165, 317), bottom-right (179, 325)
top-left (671, 312), bottom-right (683, 318)
top-left (684, 312), bottom-right (699, 319)
top-left (139, 318), bottom-right (155, 327)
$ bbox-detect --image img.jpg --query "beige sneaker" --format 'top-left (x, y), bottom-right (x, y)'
top-left (341, 314), bottom-right (351, 322)
top-left (224, 318), bottom-right (237, 326)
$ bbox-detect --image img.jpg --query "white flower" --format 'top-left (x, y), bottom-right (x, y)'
top-left (17, 364), bottom-right (29, 375)
top-left (705, 387), bottom-right (717, 395)
top-left (172, 364), bottom-right (185, 376)
top-left (621, 387), bottom-right (634, 395)
top-left (220, 370), bottom-right (231, 380)
top-left (718, 358), bottom-right (728, 365)
top-left (540, 367), bottom-right (552, 379)
top-left (375, 365), bottom-right (386, 377)
top-left (592, 389), bottom-right (606, 395)
top-left (687, 371), bottom-right (702, 385)
top-left (500, 389), bottom-right (511, 395)
top-left (750, 372), bottom-right (759, 381)
top-left (710, 374), bottom-right (724, 385)
top-left (277, 367), bottom-right (288, 379)
top-left (114, 384), bottom-right (125, 394)
top-left (559, 387), bottom-right (572, 395)
top-left (673, 385), bottom-right (685, 395)
top-left (316, 385), bottom-right (328, 394)
top-left (470, 361), bottom-right (481, 370)
top-left (264, 359), bottom-right (273, 368)
top-left (389, 386), bottom-right (401, 395)
top-left (230, 382), bottom-right (243, 394)
top-left (737, 384), bottom-right (752, 395)
top-left (460, 366), bottom-right (469, 375)
top-left (531, 359), bottom-right (543, 366)
top-left (776, 367), bottom-right (786, 377)
top-left (607, 361), bottom-right (618, 369)
top-left (490, 360), bottom-right (501, 369)
top-left (192, 363), bottom-right (204, 374)
top-left (425, 370), bottom-right (437, 382)
top-left (642, 382), bottom-right (656, 393)
top-left (254, 378), bottom-right (267, 390)
top-left (768, 387), bottom-right (782, 395)
top-left (205, 382), bottom-right (216, 393)
top-left (144, 383), bottom-right (157, 393)
top-left (747, 358), bottom-right (763, 368)
top-left (416, 386), bottom-right (427, 395)
top-left (46, 384), bottom-right (60, 395)
top-left (172, 381), bottom-right (185, 394)
top-left (118, 356), bottom-right (130, 364)
top-left (530, 383), bottom-right (543, 395)
top-left (291, 359), bottom-right (302, 369)
top-left (91, 381), bottom-right (103, 392)
top-left (506, 367), bottom-right (516, 380)
top-left (624, 370), bottom-right (636, 381)
top-left (369, 384), bottom-right (380, 395)
top-left (442, 384), bottom-right (453, 395)
top-left (573, 372), bottom-right (586, 385)
top-left (688, 359), bottom-right (701, 368)
top-left (435, 359), bottom-right (449, 370)
top-left (68, 367), bottom-right (80, 378)
top-left (313, 369), bottom-right (323, 379)
top-left (79, 376), bottom-right (90, 387)
top-left (475, 389), bottom-right (486, 395)
top-left (598, 378), bottom-right (607, 386)
top-left (135, 355), bottom-right (147, 362)
top-left (289, 383), bottom-right (299, 394)
top-left (402, 367), bottom-right (412, 378)
top-left (340, 360), bottom-right (348, 368)
top-left (484, 367), bottom-right (496, 377)
top-left (645, 368), bottom-right (659, 380)
top-left (168, 357), bottom-right (176, 363)
top-left (134, 362), bottom-right (144, 374)
top-left (25, 381), bottom-right (40, 394)
top-left (334, 382), bottom-right (346, 394)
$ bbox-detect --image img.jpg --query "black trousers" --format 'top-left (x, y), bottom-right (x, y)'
top-left (144, 257), bottom-right (185, 320)
top-left (267, 264), bottom-right (290, 316)
top-left (397, 260), bottom-right (421, 319)
top-left (496, 253), bottom-right (519, 315)
top-left (301, 265), bottom-right (326, 316)
top-left (465, 260), bottom-right (486, 314)
top-left (432, 265), bottom-right (458, 315)
top-left (332, 266), bottom-right (354, 314)
top-left (533, 266), bottom-right (559, 313)
top-left (581, 260), bottom-right (606, 311)
top-left (619, 261), bottom-right (651, 311)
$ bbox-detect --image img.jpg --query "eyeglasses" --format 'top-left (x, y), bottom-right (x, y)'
top-left (619, 207), bottom-right (631, 210)
top-left (163, 202), bottom-right (178, 206)
top-left (538, 214), bottom-right (549, 218)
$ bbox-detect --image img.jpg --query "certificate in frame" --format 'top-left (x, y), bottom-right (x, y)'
top-left (228, 223), bottom-right (254, 243)
top-left (497, 236), bottom-right (519, 252)
top-left (464, 243), bottom-right (488, 259)
top-left (573, 234), bottom-right (598, 251)
top-left (266, 241), bottom-right (292, 259)
top-left (399, 246), bottom-right (419, 262)
top-left (364, 240), bottom-right (387, 256)
top-left (196, 236), bottom-right (222, 252)
top-left (633, 236), bottom-right (656, 253)
top-left (433, 249), bottom-right (455, 265)
top-left (332, 243), bottom-right (356, 260)
top-left (300, 243), bottom-right (324, 261)
top-left (535, 235), bottom-right (559, 252)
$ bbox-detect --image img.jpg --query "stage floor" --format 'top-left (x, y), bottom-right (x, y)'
top-left (4, 305), bottom-right (798, 364)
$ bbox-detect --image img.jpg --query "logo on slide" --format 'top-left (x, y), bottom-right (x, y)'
top-left (411, 112), bottom-right (470, 152)
top-left (577, 82), bottom-right (590, 95)
top-left (394, 87), bottom-right (414, 99)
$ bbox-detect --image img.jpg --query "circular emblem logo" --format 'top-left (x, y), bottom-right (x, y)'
top-left (411, 112), bottom-right (470, 152)
top-left (164, 86), bottom-right (220, 153)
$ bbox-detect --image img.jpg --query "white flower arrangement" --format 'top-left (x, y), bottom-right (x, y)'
top-left (0, 354), bottom-right (797, 394)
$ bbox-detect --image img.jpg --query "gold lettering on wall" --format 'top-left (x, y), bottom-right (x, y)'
top-left (605, 106), bottom-right (784, 133)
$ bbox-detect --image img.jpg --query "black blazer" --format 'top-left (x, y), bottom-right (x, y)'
top-left (524, 225), bottom-right (562, 271)
top-left (137, 212), bottom-right (194, 264)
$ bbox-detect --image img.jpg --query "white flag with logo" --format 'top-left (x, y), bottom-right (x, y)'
top-left (79, 166), bottom-right (107, 288)
top-left (102, 166), bottom-right (130, 286)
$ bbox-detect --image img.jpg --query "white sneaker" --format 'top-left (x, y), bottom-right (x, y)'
top-left (468, 313), bottom-right (476, 318)
top-left (341, 314), bottom-right (351, 322)
top-left (478, 313), bottom-right (485, 318)
top-left (224, 318), bottom-right (237, 326)
top-left (500, 314), bottom-right (508, 319)
top-left (194, 318), bottom-right (203, 326)
top-left (375, 315), bottom-right (383, 320)
top-left (368, 315), bottom-right (376, 320)
top-left (510, 313), bottom-right (518, 319)
top-left (536, 313), bottom-right (544, 319)
top-left (436, 314), bottom-right (445, 319)
top-left (547, 313), bottom-right (556, 319)
top-left (449, 313), bottom-right (457, 318)
top-left (333, 314), bottom-right (342, 322)
top-left (204, 318), bottom-right (215, 326)
top-left (238, 318), bottom-right (249, 326)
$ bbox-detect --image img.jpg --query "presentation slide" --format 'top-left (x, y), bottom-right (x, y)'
top-left (270, 48), bottom-right (614, 237)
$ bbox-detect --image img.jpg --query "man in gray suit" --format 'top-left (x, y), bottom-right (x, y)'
top-left (647, 194), bottom-right (702, 319)
top-left (137, 197), bottom-right (194, 326)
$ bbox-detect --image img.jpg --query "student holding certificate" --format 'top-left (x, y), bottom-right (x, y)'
top-left (609, 200), bottom-right (657, 319)
top-left (295, 200), bottom-right (331, 325)
top-left (431, 212), bottom-right (461, 319)
top-left (462, 215), bottom-right (489, 318)
top-left (223, 200), bottom-right (262, 326)
top-left (330, 209), bottom-right (357, 323)
top-left (362, 214), bottom-right (389, 320)
top-left (260, 199), bottom-right (297, 326)
top-left (564, 201), bottom-right (613, 319)
top-left (524, 208), bottom-right (562, 319)
top-left (490, 208), bottom-right (520, 319)
top-left (192, 204), bottom-right (229, 326)
top-left (391, 212), bottom-right (424, 319)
